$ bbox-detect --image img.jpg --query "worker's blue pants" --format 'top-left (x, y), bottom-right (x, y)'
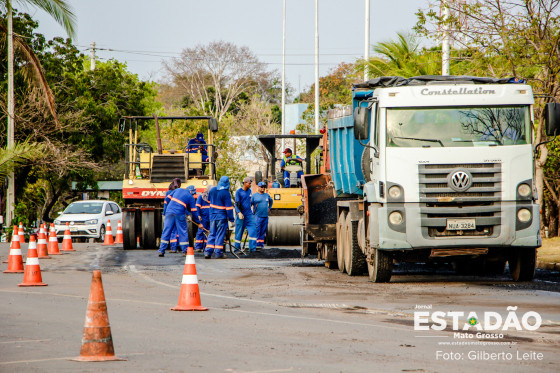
top-left (284, 170), bottom-right (303, 188)
top-left (234, 214), bottom-right (257, 252)
top-left (195, 219), bottom-right (210, 251)
top-left (169, 225), bottom-right (178, 252)
top-left (159, 214), bottom-right (188, 254)
top-left (255, 216), bottom-right (269, 248)
top-left (206, 219), bottom-right (228, 257)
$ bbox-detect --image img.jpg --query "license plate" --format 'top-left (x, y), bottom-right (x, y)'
top-left (70, 227), bottom-right (78, 232)
top-left (447, 219), bottom-right (476, 230)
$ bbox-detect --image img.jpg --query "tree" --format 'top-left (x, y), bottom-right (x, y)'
top-left (416, 0), bottom-right (560, 234)
top-left (162, 41), bottom-right (278, 122)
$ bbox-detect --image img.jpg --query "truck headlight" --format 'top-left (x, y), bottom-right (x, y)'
top-left (389, 211), bottom-right (403, 225)
top-left (517, 208), bottom-right (531, 223)
top-left (85, 219), bottom-right (98, 225)
top-left (517, 183), bottom-right (531, 198)
top-left (388, 186), bottom-right (402, 200)
top-left (54, 220), bottom-right (61, 225)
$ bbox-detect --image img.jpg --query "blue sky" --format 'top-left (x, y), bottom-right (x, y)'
top-left (30, 0), bottom-right (429, 95)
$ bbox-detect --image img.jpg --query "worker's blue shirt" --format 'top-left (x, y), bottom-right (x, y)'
top-left (163, 189), bottom-right (174, 215)
top-left (210, 176), bottom-right (235, 221)
top-left (280, 155), bottom-right (303, 168)
top-left (251, 192), bottom-right (273, 218)
top-left (166, 188), bottom-right (200, 224)
top-left (187, 139), bottom-right (208, 156)
top-left (196, 195), bottom-right (211, 223)
top-left (235, 188), bottom-right (253, 216)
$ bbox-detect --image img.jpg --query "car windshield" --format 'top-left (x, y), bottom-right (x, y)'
top-left (386, 105), bottom-right (531, 147)
top-left (64, 203), bottom-right (104, 214)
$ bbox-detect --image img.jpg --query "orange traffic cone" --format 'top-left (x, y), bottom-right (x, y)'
top-left (19, 236), bottom-right (47, 286)
top-left (4, 226), bottom-right (18, 263)
top-left (71, 270), bottom-right (125, 362)
top-left (61, 222), bottom-right (75, 252)
top-left (18, 222), bottom-right (25, 243)
top-left (4, 227), bottom-right (24, 273)
top-left (114, 221), bottom-right (124, 244)
top-left (37, 224), bottom-right (50, 259)
top-left (47, 224), bottom-right (61, 255)
top-left (136, 236), bottom-right (141, 248)
top-left (102, 221), bottom-right (114, 246)
top-left (171, 246), bottom-right (208, 311)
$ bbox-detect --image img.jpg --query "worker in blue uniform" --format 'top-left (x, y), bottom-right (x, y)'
top-left (195, 185), bottom-right (213, 252)
top-left (158, 184), bottom-right (201, 257)
top-left (280, 148), bottom-right (303, 187)
top-left (187, 133), bottom-right (209, 163)
top-left (251, 181), bottom-right (273, 251)
top-left (162, 178), bottom-right (181, 253)
top-left (205, 176), bottom-right (235, 259)
top-left (234, 177), bottom-right (257, 253)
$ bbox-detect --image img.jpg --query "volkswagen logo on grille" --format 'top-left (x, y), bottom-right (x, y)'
top-left (448, 169), bottom-right (473, 192)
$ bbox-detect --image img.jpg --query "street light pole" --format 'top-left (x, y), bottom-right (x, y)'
top-left (442, 1), bottom-right (450, 75)
top-left (281, 0), bottom-right (286, 151)
top-left (314, 0), bottom-right (319, 134)
top-left (364, 0), bottom-right (370, 81)
top-left (6, 2), bottom-right (15, 227)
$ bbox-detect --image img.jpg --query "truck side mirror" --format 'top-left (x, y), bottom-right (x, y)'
top-left (209, 118), bottom-right (219, 132)
top-left (353, 107), bottom-right (370, 140)
top-left (544, 102), bottom-right (560, 136)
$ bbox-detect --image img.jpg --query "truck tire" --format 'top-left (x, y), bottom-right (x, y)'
top-left (344, 214), bottom-right (367, 276)
top-left (336, 211), bottom-right (347, 273)
top-left (255, 171), bottom-right (263, 185)
top-left (508, 247), bottom-right (536, 281)
top-left (361, 148), bottom-right (372, 182)
top-left (142, 210), bottom-right (156, 250)
top-left (367, 248), bottom-right (393, 283)
top-left (123, 211), bottom-right (137, 250)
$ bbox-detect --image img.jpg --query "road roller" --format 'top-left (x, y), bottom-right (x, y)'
top-left (255, 134), bottom-right (323, 246)
top-left (119, 116), bottom-right (219, 250)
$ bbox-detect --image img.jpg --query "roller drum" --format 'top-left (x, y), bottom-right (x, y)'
top-left (266, 215), bottom-right (301, 246)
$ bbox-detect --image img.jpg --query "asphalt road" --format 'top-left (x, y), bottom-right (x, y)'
top-left (1, 242), bottom-right (559, 373)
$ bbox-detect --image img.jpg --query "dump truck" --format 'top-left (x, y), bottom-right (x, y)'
top-left (255, 134), bottom-right (322, 246)
top-left (302, 75), bottom-right (559, 282)
top-left (119, 116), bottom-right (219, 250)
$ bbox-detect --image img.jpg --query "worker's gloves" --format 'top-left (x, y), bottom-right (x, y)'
top-left (237, 212), bottom-right (244, 220)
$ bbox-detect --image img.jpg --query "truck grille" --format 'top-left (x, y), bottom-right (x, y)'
top-left (418, 163), bottom-right (502, 237)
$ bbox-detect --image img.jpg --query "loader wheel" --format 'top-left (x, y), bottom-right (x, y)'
top-left (367, 248), bottom-right (393, 283)
top-left (508, 247), bottom-right (536, 281)
top-left (336, 211), bottom-right (347, 273)
top-left (255, 171), bottom-right (263, 185)
top-left (123, 211), bottom-right (137, 250)
top-left (344, 214), bottom-right (367, 276)
top-left (141, 210), bottom-right (156, 250)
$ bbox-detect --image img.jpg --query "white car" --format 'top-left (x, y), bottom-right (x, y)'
top-left (54, 200), bottom-right (122, 242)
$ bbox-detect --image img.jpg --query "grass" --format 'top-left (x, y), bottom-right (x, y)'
top-left (538, 237), bottom-right (560, 264)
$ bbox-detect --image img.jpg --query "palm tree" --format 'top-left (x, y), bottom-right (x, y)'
top-left (2, 0), bottom-right (75, 226)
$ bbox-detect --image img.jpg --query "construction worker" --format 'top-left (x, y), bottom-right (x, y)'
top-left (187, 132), bottom-right (209, 162)
top-left (234, 177), bottom-right (257, 253)
top-left (251, 181), bottom-right (273, 251)
top-left (280, 148), bottom-right (303, 187)
top-left (162, 178), bottom-right (181, 253)
top-left (158, 183), bottom-right (201, 257)
top-left (195, 185), bottom-right (213, 252)
top-left (205, 176), bottom-right (235, 259)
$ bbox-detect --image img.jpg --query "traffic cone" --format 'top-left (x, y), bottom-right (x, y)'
top-left (71, 270), bottom-right (125, 362)
top-left (114, 221), bottom-right (124, 244)
top-left (137, 236), bottom-right (141, 248)
top-left (48, 224), bottom-right (61, 255)
top-left (5, 226), bottom-right (21, 263)
top-left (18, 222), bottom-right (25, 243)
top-left (37, 224), bottom-right (51, 259)
top-left (61, 222), bottom-right (75, 252)
top-left (19, 236), bottom-right (47, 286)
top-left (171, 246), bottom-right (208, 311)
top-left (102, 221), bottom-right (114, 246)
top-left (4, 227), bottom-right (24, 273)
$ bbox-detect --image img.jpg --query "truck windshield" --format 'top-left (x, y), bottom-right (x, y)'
top-left (386, 105), bottom-right (530, 147)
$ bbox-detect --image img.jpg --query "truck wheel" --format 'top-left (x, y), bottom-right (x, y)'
top-left (344, 214), bottom-right (367, 276)
top-left (142, 210), bottom-right (156, 250)
top-left (367, 248), bottom-right (393, 283)
top-left (508, 247), bottom-right (536, 281)
top-left (336, 211), bottom-right (347, 273)
top-left (123, 211), bottom-right (137, 250)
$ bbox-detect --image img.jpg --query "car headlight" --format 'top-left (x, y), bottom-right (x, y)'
top-left (85, 219), bottom-right (98, 225)
top-left (517, 183), bottom-right (531, 198)
top-left (517, 209), bottom-right (531, 223)
top-left (388, 186), bottom-right (402, 200)
top-left (54, 220), bottom-right (61, 225)
top-left (389, 211), bottom-right (403, 225)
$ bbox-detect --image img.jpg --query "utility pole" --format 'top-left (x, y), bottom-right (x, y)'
top-left (314, 0), bottom-right (319, 134)
top-left (442, 1), bottom-right (450, 75)
top-left (90, 42), bottom-right (96, 71)
top-left (6, 2), bottom-right (15, 227)
top-left (281, 0), bottom-right (286, 151)
top-left (364, 0), bottom-right (371, 81)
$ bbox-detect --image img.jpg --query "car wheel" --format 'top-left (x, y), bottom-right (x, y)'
top-left (97, 225), bottom-right (106, 243)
